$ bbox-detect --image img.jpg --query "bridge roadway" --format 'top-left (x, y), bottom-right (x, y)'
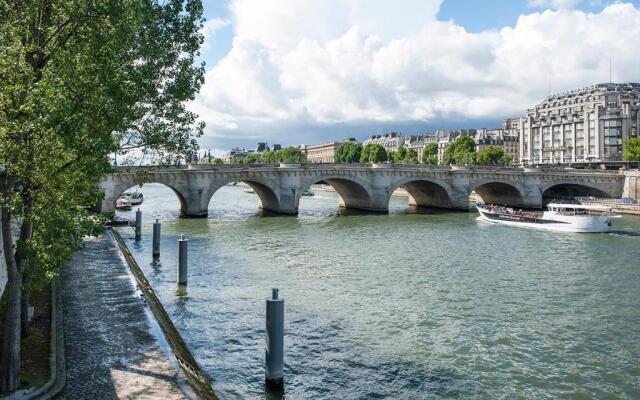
top-left (98, 163), bottom-right (626, 217)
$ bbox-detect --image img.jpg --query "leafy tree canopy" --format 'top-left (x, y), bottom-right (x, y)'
top-left (335, 142), bottom-right (362, 163)
top-left (0, 0), bottom-right (205, 391)
top-left (361, 144), bottom-right (388, 163)
top-left (623, 138), bottom-right (640, 163)
top-left (476, 146), bottom-right (512, 166)
top-left (444, 136), bottom-right (476, 166)
top-left (394, 147), bottom-right (408, 163)
top-left (422, 143), bottom-right (439, 165)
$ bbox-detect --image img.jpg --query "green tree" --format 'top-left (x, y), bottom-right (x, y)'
top-left (335, 142), bottom-right (362, 163)
top-left (623, 138), bottom-right (640, 163)
top-left (422, 143), bottom-right (438, 164)
top-left (444, 136), bottom-right (476, 166)
top-left (394, 147), bottom-right (407, 164)
top-left (0, 0), bottom-right (204, 390)
top-left (476, 146), bottom-right (512, 166)
top-left (259, 151), bottom-right (275, 163)
top-left (211, 158), bottom-right (223, 165)
top-left (279, 146), bottom-right (306, 163)
top-left (406, 148), bottom-right (419, 164)
top-left (243, 153), bottom-right (260, 164)
top-left (360, 144), bottom-right (388, 163)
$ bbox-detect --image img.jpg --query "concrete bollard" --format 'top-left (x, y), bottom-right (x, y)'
top-left (152, 219), bottom-right (161, 258)
top-left (135, 208), bottom-right (142, 240)
top-left (265, 288), bottom-right (284, 388)
top-left (177, 234), bottom-right (188, 285)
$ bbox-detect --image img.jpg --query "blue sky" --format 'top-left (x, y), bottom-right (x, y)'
top-left (194, 0), bottom-right (640, 153)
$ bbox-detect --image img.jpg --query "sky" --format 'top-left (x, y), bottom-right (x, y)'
top-left (194, 0), bottom-right (640, 154)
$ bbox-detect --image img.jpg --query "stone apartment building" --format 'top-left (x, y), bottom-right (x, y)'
top-left (518, 82), bottom-right (640, 166)
top-left (476, 128), bottom-right (520, 164)
top-left (300, 139), bottom-right (358, 163)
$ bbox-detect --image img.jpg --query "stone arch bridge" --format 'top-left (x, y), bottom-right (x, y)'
top-left (98, 164), bottom-right (626, 217)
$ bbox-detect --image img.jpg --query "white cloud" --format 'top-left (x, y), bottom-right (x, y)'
top-left (191, 1), bottom-right (640, 142)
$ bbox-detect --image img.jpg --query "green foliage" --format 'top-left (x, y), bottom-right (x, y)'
top-left (623, 138), bottom-right (640, 162)
top-left (422, 143), bottom-right (438, 164)
top-left (394, 147), bottom-right (407, 163)
top-left (422, 143), bottom-right (439, 165)
top-left (212, 158), bottom-right (223, 165)
top-left (389, 146), bottom-right (419, 165)
top-left (476, 146), bottom-right (512, 166)
top-left (444, 136), bottom-right (476, 166)
top-left (261, 147), bottom-right (306, 164)
top-left (234, 147), bottom-right (306, 164)
top-left (243, 153), bottom-right (260, 164)
top-left (0, 0), bottom-right (205, 389)
top-left (406, 148), bottom-right (419, 164)
top-left (335, 142), bottom-right (362, 163)
top-left (424, 155), bottom-right (438, 165)
top-left (279, 146), bottom-right (306, 163)
top-left (360, 144), bottom-right (388, 163)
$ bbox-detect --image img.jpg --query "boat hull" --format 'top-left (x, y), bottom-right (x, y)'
top-left (476, 207), bottom-right (612, 233)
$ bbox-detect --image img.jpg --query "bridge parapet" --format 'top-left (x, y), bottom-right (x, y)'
top-left (99, 164), bottom-right (626, 217)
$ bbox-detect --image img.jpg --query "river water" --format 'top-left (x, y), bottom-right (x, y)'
top-left (116, 183), bottom-right (640, 399)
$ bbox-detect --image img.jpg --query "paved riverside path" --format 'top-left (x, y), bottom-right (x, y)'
top-left (58, 233), bottom-right (189, 399)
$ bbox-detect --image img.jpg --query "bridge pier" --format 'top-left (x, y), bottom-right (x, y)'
top-left (99, 166), bottom-right (625, 217)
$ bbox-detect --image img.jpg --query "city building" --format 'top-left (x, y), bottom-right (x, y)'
top-left (519, 82), bottom-right (640, 166)
top-left (300, 139), bottom-right (358, 163)
top-left (401, 133), bottom-right (437, 162)
top-left (256, 142), bottom-right (270, 153)
top-left (363, 132), bottom-right (405, 153)
top-left (223, 147), bottom-right (253, 163)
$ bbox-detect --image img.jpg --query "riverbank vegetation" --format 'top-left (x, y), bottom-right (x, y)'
top-left (229, 146), bottom-right (307, 164)
top-left (624, 138), bottom-right (640, 163)
top-left (0, 0), bottom-right (205, 392)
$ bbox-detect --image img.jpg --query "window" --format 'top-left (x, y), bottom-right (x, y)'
top-left (603, 119), bottom-right (622, 160)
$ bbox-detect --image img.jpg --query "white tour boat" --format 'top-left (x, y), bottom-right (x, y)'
top-left (476, 202), bottom-right (620, 233)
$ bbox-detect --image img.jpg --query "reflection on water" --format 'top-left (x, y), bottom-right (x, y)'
top-left (117, 183), bottom-right (640, 399)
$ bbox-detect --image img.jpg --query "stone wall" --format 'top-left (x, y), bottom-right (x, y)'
top-left (623, 171), bottom-right (640, 201)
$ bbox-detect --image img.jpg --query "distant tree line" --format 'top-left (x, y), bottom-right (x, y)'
top-left (230, 146), bottom-right (306, 165)
top-left (334, 138), bottom-right (512, 166)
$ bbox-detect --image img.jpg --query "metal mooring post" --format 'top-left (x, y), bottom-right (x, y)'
top-left (265, 288), bottom-right (284, 388)
top-left (152, 219), bottom-right (161, 258)
top-left (177, 234), bottom-right (188, 285)
top-left (135, 208), bottom-right (142, 240)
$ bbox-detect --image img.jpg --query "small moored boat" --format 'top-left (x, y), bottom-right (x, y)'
top-left (115, 197), bottom-right (132, 210)
top-left (476, 202), bottom-right (619, 233)
top-left (125, 191), bottom-right (144, 205)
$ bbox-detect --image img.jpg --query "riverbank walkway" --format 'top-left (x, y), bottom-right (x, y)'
top-left (58, 233), bottom-right (188, 399)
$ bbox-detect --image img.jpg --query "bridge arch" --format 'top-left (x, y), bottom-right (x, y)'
top-left (112, 179), bottom-right (189, 215)
top-left (299, 175), bottom-right (380, 212)
top-left (471, 181), bottom-right (526, 207)
top-left (541, 183), bottom-right (613, 202)
top-left (206, 177), bottom-right (284, 215)
top-left (387, 177), bottom-right (457, 210)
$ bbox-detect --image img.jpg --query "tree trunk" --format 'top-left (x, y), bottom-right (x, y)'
top-left (0, 208), bottom-right (22, 393)
top-left (20, 287), bottom-right (29, 338)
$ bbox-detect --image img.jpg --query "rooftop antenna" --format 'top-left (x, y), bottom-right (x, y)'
top-left (609, 56), bottom-right (612, 84)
